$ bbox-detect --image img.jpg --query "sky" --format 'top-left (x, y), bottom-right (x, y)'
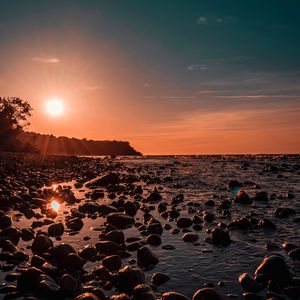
top-left (0, 0), bottom-right (300, 154)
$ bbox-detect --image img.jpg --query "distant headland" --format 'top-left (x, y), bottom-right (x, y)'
top-left (0, 97), bottom-right (141, 156)
top-left (19, 131), bottom-right (141, 156)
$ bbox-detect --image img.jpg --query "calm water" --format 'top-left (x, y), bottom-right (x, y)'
top-left (3, 155), bottom-right (300, 299)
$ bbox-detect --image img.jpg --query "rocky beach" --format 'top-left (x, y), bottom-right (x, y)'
top-left (0, 153), bottom-right (299, 300)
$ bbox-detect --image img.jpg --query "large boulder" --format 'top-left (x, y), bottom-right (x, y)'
top-left (117, 266), bottom-right (145, 294)
top-left (254, 255), bottom-right (291, 287)
top-left (192, 288), bottom-right (223, 300)
top-left (85, 173), bottom-right (120, 187)
top-left (137, 246), bottom-right (159, 268)
top-left (107, 213), bottom-right (134, 229)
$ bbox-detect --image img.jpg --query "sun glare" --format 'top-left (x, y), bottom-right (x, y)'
top-left (46, 99), bottom-right (64, 116)
top-left (50, 200), bottom-right (60, 212)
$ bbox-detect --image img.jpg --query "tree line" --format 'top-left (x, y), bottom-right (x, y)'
top-left (0, 97), bottom-right (141, 156)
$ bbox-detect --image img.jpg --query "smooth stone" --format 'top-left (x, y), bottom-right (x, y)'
top-left (132, 284), bottom-right (156, 300)
top-left (85, 173), bottom-right (120, 187)
top-left (137, 246), bottom-right (159, 268)
top-left (31, 235), bottom-right (53, 253)
top-left (177, 218), bottom-right (192, 229)
top-left (102, 255), bottom-right (122, 271)
top-left (59, 274), bottom-right (78, 297)
top-left (239, 273), bottom-right (263, 293)
top-left (151, 272), bottom-right (170, 285)
top-left (107, 213), bottom-right (134, 229)
top-left (234, 190), bottom-right (252, 204)
top-left (161, 292), bottom-right (189, 300)
top-left (211, 228), bottom-right (231, 246)
top-left (192, 288), bottom-right (223, 300)
top-left (146, 234), bottom-right (161, 246)
top-left (47, 222), bottom-right (64, 237)
top-left (117, 266), bottom-right (145, 293)
top-left (182, 232), bottom-right (199, 242)
top-left (255, 255), bottom-right (291, 287)
top-left (96, 240), bottom-right (120, 255)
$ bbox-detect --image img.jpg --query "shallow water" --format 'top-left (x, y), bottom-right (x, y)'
top-left (2, 155), bottom-right (300, 299)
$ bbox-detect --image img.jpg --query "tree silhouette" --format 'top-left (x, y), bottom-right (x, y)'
top-left (0, 97), bottom-right (33, 152)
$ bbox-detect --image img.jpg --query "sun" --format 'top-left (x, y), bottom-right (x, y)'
top-left (46, 99), bottom-right (64, 116)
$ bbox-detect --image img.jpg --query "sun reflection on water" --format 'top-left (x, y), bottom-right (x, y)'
top-left (50, 200), bottom-right (60, 212)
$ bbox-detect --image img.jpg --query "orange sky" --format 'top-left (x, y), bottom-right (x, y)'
top-left (1, 1), bottom-right (300, 154)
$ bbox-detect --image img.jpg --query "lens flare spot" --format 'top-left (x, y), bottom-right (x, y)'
top-left (50, 200), bottom-right (60, 212)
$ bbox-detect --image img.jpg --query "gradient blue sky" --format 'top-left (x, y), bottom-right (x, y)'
top-left (0, 0), bottom-right (300, 153)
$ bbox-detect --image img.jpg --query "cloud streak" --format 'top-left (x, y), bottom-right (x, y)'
top-left (196, 15), bottom-right (238, 26)
top-left (32, 57), bottom-right (60, 63)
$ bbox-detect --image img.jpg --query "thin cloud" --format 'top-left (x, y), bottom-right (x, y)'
top-left (196, 15), bottom-right (238, 26)
top-left (84, 85), bottom-right (103, 91)
top-left (187, 64), bottom-right (208, 71)
top-left (32, 57), bottom-right (60, 63)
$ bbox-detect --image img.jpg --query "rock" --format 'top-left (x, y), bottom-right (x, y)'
top-left (228, 180), bottom-right (241, 189)
top-left (151, 272), bottom-right (170, 285)
top-left (60, 274), bottom-right (78, 297)
top-left (161, 292), bottom-right (189, 300)
top-left (282, 242), bottom-right (298, 252)
top-left (0, 226), bottom-right (20, 245)
top-left (205, 200), bottom-right (215, 206)
top-left (228, 217), bottom-right (252, 230)
top-left (255, 255), bottom-right (291, 287)
top-left (162, 244), bottom-right (175, 250)
top-left (96, 240), bottom-right (120, 255)
top-left (66, 217), bottom-right (84, 231)
top-left (102, 255), bottom-right (122, 271)
top-left (132, 284), bottom-right (156, 300)
top-left (21, 228), bottom-right (34, 241)
top-left (79, 203), bottom-right (99, 214)
top-left (117, 266), bottom-right (145, 294)
top-left (242, 293), bottom-right (264, 300)
top-left (211, 228), bottom-right (231, 246)
top-left (48, 222), bottom-right (64, 236)
top-left (274, 207), bottom-right (296, 218)
top-left (92, 265), bottom-right (112, 280)
top-left (79, 245), bottom-right (97, 260)
top-left (177, 217), bottom-right (193, 229)
top-left (0, 215), bottom-right (12, 229)
top-left (127, 241), bottom-right (143, 251)
top-left (146, 189), bottom-right (162, 202)
top-left (147, 234), bottom-right (161, 246)
top-left (50, 243), bottom-right (76, 262)
top-left (257, 219), bottom-right (276, 230)
top-left (107, 213), bottom-right (134, 229)
top-left (182, 232), bottom-right (199, 242)
top-left (124, 201), bottom-right (137, 216)
top-left (37, 274), bottom-right (59, 298)
top-left (239, 273), bottom-right (263, 293)
top-left (110, 294), bottom-right (131, 300)
top-left (17, 267), bottom-right (43, 293)
top-left (288, 248), bottom-right (300, 260)
top-left (137, 246), bottom-right (159, 268)
top-left (31, 235), bottom-right (53, 253)
top-left (75, 292), bottom-right (103, 300)
top-left (85, 173), bottom-right (120, 187)
top-left (147, 222), bottom-right (163, 235)
top-left (192, 288), bottom-right (223, 300)
top-left (234, 190), bottom-right (252, 204)
top-left (104, 230), bottom-right (125, 245)
top-left (98, 204), bottom-right (119, 216)
top-left (203, 212), bottom-right (214, 222)
top-left (64, 253), bottom-right (84, 272)
top-left (253, 192), bottom-right (269, 202)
